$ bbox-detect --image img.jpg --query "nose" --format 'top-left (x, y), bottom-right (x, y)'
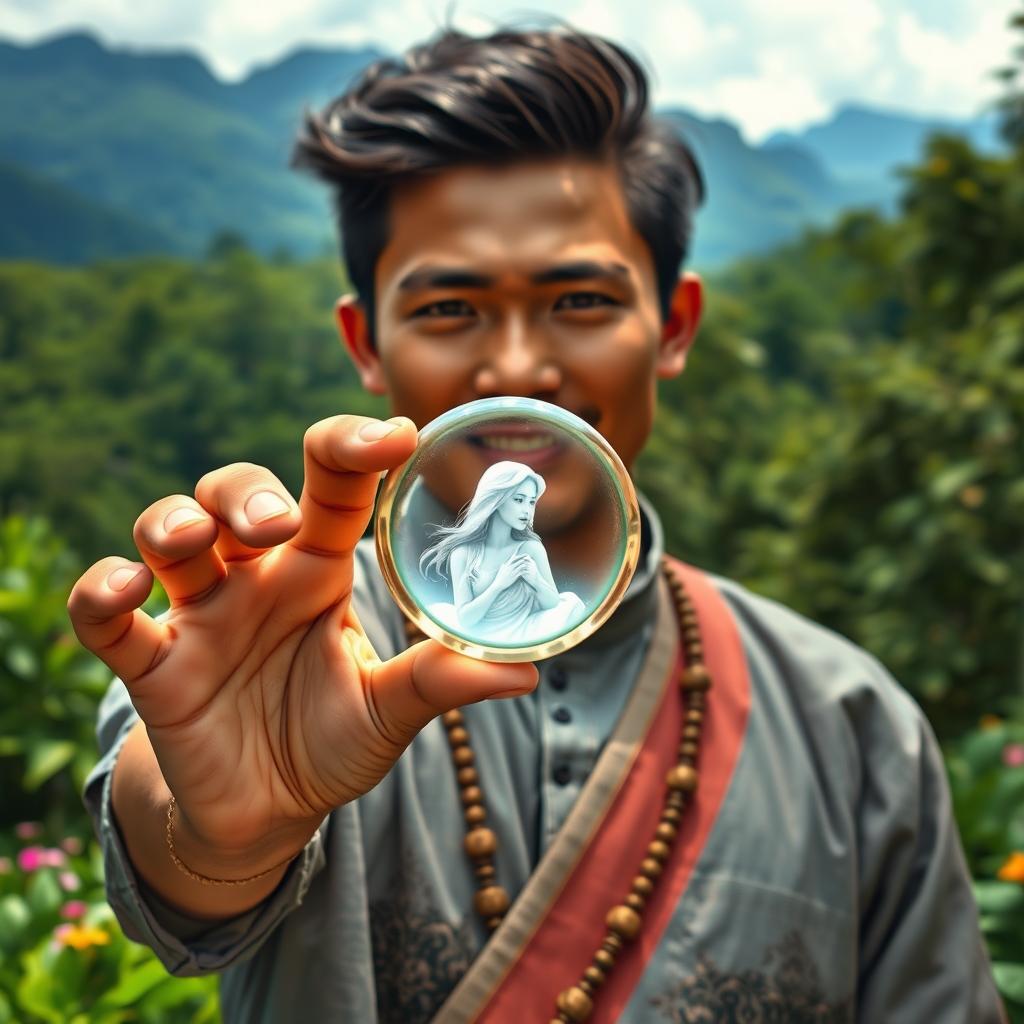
top-left (473, 316), bottom-right (561, 398)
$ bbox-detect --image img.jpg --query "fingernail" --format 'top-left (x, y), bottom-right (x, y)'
top-left (164, 507), bottom-right (206, 533)
top-left (359, 419), bottom-right (400, 442)
top-left (107, 566), bottom-right (145, 592)
top-left (245, 491), bottom-right (291, 525)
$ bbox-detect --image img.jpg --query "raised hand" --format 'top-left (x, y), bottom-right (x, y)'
top-left (67, 415), bottom-right (538, 882)
top-left (517, 554), bottom-right (541, 590)
top-left (492, 553), bottom-right (530, 592)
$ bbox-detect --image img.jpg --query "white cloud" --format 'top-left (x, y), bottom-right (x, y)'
top-left (0, 0), bottom-right (1019, 138)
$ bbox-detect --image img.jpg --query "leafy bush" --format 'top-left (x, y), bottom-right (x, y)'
top-left (947, 710), bottom-right (1024, 1020)
top-left (0, 819), bottom-right (219, 1023)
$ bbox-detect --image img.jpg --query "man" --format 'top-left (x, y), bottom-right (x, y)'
top-left (69, 23), bottom-right (1003, 1023)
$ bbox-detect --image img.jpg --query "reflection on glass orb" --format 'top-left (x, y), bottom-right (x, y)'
top-left (375, 397), bottom-right (641, 662)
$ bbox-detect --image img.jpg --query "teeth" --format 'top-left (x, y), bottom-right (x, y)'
top-left (478, 433), bottom-right (555, 452)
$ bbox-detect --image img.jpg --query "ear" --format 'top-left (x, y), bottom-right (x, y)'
top-left (656, 271), bottom-right (703, 380)
top-left (335, 294), bottom-right (387, 395)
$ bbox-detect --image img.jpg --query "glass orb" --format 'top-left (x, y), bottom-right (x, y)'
top-left (375, 397), bottom-right (640, 662)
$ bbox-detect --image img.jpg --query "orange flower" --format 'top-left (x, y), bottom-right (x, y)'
top-left (997, 852), bottom-right (1024, 884)
top-left (979, 714), bottom-right (1003, 731)
top-left (56, 923), bottom-right (111, 950)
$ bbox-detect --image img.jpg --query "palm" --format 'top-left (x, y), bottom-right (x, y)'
top-left (67, 414), bottom-right (538, 866)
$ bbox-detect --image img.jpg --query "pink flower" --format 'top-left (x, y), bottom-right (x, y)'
top-left (16, 846), bottom-right (67, 872)
top-left (15, 821), bottom-right (42, 840)
top-left (39, 848), bottom-right (66, 868)
top-left (17, 846), bottom-right (45, 871)
top-left (60, 900), bottom-right (88, 919)
top-left (1003, 743), bottom-right (1024, 768)
top-left (60, 836), bottom-right (83, 856)
top-left (59, 871), bottom-right (81, 892)
top-left (0, 856), bottom-right (12, 874)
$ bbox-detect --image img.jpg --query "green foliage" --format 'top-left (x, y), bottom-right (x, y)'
top-left (0, 822), bottom-right (219, 1022)
top-left (0, 515), bottom-right (167, 830)
top-left (947, 711), bottom-right (1024, 1021)
top-left (0, 250), bottom-right (386, 565)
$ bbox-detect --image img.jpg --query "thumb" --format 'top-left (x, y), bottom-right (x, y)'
top-left (368, 640), bottom-right (538, 742)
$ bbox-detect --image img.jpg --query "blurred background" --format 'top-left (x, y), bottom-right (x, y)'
top-left (0, 1), bottom-right (1022, 1019)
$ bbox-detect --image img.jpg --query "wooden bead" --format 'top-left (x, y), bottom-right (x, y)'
top-left (683, 724), bottom-right (701, 741)
top-left (661, 807), bottom-right (682, 824)
top-left (578, 979), bottom-right (595, 995)
top-left (640, 857), bottom-right (663, 878)
top-left (453, 746), bottom-right (475, 767)
top-left (667, 765), bottom-right (699, 792)
top-left (686, 642), bottom-right (704, 660)
top-left (656, 822), bottom-right (677, 842)
top-left (648, 840), bottom-right (671, 862)
top-left (556, 986), bottom-right (593, 1021)
top-left (442, 709), bottom-right (464, 727)
top-left (594, 949), bottom-right (616, 969)
top-left (447, 726), bottom-right (469, 747)
top-left (685, 709), bottom-right (704, 725)
top-left (625, 892), bottom-right (645, 911)
top-left (464, 827), bottom-right (497, 858)
top-left (474, 885), bottom-right (510, 917)
top-left (474, 863), bottom-right (496, 880)
top-left (666, 790), bottom-right (686, 808)
top-left (688, 691), bottom-right (706, 710)
top-left (601, 933), bottom-right (624, 954)
top-left (461, 785), bottom-right (483, 806)
top-left (679, 740), bottom-right (698, 758)
top-left (457, 766), bottom-right (478, 786)
top-left (487, 916), bottom-right (503, 931)
top-left (464, 805), bottom-right (487, 826)
top-left (606, 905), bottom-right (642, 940)
top-left (584, 966), bottom-right (606, 987)
top-left (631, 875), bottom-right (654, 896)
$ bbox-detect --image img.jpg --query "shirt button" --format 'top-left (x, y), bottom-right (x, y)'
top-left (552, 764), bottom-right (572, 786)
top-left (549, 665), bottom-right (569, 691)
top-left (552, 705), bottom-right (572, 724)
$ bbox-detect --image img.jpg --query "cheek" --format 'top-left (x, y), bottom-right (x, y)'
top-left (379, 340), bottom-right (467, 417)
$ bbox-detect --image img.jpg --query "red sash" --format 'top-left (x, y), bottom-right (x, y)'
top-left (435, 559), bottom-right (752, 1022)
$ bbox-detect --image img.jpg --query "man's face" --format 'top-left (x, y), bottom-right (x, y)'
top-left (337, 156), bottom-right (701, 533)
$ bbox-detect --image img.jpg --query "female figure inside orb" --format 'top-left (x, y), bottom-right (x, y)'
top-left (419, 461), bottom-right (585, 643)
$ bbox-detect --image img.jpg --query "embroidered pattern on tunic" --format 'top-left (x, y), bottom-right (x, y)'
top-left (369, 853), bottom-right (477, 1024)
top-left (649, 930), bottom-right (853, 1023)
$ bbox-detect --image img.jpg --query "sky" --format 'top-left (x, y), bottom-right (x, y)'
top-left (2, 0), bottom-right (1019, 142)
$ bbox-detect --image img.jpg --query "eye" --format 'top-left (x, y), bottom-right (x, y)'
top-left (411, 299), bottom-right (474, 318)
top-left (554, 291), bottom-right (618, 311)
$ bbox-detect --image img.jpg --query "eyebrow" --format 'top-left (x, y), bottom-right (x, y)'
top-left (397, 260), bottom-right (630, 292)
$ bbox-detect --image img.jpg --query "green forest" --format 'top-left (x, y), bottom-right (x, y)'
top-left (2, 17), bottom-right (1024, 1022)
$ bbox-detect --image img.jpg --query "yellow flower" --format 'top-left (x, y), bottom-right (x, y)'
top-left (57, 924), bottom-right (111, 950)
top-left (997, 852), bottom-right (1024, 884)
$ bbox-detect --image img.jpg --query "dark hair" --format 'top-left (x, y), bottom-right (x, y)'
top-left (289, 22), bottom-right (705, 346)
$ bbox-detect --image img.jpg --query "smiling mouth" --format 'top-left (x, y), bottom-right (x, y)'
top-left (469, 432), bottom-right (557, 452)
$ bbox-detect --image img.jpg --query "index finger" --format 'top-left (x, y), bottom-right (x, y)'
top-left (290, 415), bottom-right (417, 558)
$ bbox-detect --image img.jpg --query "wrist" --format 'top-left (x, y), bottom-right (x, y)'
top-left (166, 797), bottom-right (323, 883)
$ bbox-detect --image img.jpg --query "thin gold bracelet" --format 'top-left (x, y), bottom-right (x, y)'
top-left (165, 795), bottom-right (299, 887)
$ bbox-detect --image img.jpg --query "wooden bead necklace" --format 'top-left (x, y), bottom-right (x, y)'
top-left (402, 555), bottom-right (710, 1023)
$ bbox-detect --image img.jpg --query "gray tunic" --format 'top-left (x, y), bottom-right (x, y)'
top-left (83, 493), bottom-right (1004, 1022)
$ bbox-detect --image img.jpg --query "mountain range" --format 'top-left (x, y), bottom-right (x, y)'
top-left (0, 30), bottom-right (1005, 269)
